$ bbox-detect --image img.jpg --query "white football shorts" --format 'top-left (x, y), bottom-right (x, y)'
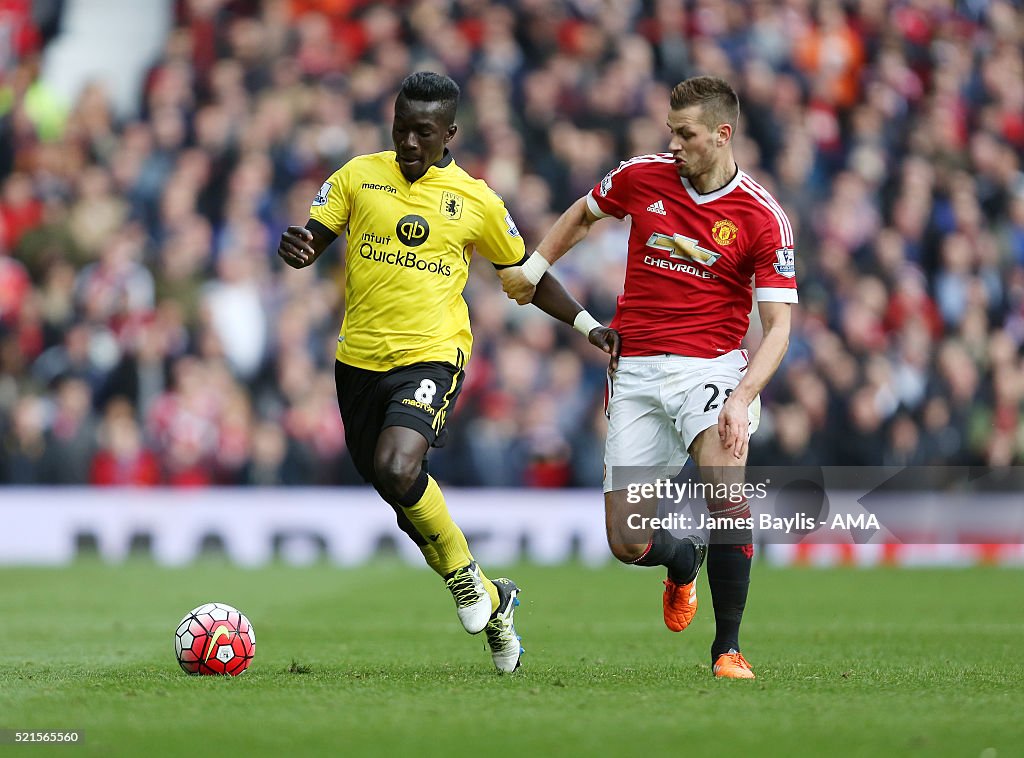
top-left (603, 349), bottom-right (761, 492)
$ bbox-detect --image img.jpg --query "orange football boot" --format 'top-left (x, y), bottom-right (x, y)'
top-left (713, 650), bottom-right (756, 679)
top-left (662, 577), bottom-right (698, 631)
top-left (662, 536), bottom-right (706, 632)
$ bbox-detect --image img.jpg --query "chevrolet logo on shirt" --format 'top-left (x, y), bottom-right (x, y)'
top-left (646, 232), bottom-right (722, 266)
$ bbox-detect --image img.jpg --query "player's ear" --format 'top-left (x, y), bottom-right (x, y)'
top-left (717, 123), bottom-right (732, 147)
top-left (445, 123), bottom-right (457, 143)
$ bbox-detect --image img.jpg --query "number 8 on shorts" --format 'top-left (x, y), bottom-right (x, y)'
top-left (414, 379), bottom-right (437, 404)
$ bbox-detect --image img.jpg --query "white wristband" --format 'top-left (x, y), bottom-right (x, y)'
top-left (573, 310), bottom-right (603, 336)
top-left (521, 251), bottom-right (550, 285)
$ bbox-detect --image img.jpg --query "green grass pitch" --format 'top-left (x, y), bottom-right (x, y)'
top-left (0, 560), bottom-right (1021, 757)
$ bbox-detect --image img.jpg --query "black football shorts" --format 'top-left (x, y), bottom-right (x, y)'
top-left (334, 359), bottom-right (465, 482)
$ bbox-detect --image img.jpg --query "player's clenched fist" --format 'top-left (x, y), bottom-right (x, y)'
top-left (497, 266), bottom-right (536, 304)
top-left (278, 225), bottom-right (315, 268)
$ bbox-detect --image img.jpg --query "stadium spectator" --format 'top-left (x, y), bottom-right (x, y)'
top-left (89, 398), bottom-right (161, 486)
top-left (3, 0), bottom-right (1024, 484)
top-left (38, 374), bottom-right (96, 483)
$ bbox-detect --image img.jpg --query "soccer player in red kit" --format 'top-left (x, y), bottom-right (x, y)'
top-left (499, 76), bottom-right (796, 679)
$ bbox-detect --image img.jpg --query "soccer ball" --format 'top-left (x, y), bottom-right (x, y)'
top-left (174, 602), bottom-right (256, 676)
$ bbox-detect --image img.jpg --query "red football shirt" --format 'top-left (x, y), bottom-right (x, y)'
top-left (588, 153), bottom-right (798, 358)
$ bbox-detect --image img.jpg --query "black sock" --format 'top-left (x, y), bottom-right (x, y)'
top-left (631, 528), bottom-right (698, 583)
top-left (707, 542), bottom-right (753, 661)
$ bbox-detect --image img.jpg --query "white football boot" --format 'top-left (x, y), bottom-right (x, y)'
top-left (485, 577), bottom-right (523, 673)
top-left (444, 561), bottom-right (492, 634)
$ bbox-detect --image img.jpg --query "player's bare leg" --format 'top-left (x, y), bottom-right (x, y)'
top-left (604, 488), bottom-right (706, 631)
top-left (690, 426), bottom-right (756, 679)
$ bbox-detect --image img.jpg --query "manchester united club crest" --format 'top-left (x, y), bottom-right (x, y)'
top-left (440, 191), bottom-right (464, 220)
top-left (711, 219), bottom-right (738, 246)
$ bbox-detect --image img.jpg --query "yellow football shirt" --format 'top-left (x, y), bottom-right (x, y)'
top-left (309, 151), bottom-right (524, 371)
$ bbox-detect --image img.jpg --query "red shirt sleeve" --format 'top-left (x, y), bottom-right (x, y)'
top-left (751, 206), bottom-right (799, 304)
top-left (586, 159), bottom-right (639, 219)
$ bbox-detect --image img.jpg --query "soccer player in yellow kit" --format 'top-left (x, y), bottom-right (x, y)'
top-left (277, 72), bottom-right (620, 673)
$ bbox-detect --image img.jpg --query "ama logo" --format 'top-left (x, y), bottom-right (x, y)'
top-left (396, 215), bottom-right (430, 247)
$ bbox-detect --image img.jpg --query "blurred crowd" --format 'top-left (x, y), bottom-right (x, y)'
top-left (2, 0), bottom-right (1023, 487)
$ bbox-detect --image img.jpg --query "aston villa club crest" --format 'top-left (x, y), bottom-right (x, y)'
top-left (440, 191), bottom-right (464, 220)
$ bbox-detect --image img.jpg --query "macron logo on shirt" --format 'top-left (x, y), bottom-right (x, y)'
top-left (646, 200), bottom-right (667, 215)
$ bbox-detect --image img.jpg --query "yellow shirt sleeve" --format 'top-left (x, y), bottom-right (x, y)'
top-left (474, 189), bottom-right (526, 266)
top-left (308, 164), bottom-right (353, 234)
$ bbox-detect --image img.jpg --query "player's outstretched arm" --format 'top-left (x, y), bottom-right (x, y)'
top-left (498, 196), bottom-right (600, 304)
top-left (277, 219), bottom-right (338, 269)
top-left (517, 265), bottom-right (621, 369)
top-left (718, 301), bottom-right (792, 460)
